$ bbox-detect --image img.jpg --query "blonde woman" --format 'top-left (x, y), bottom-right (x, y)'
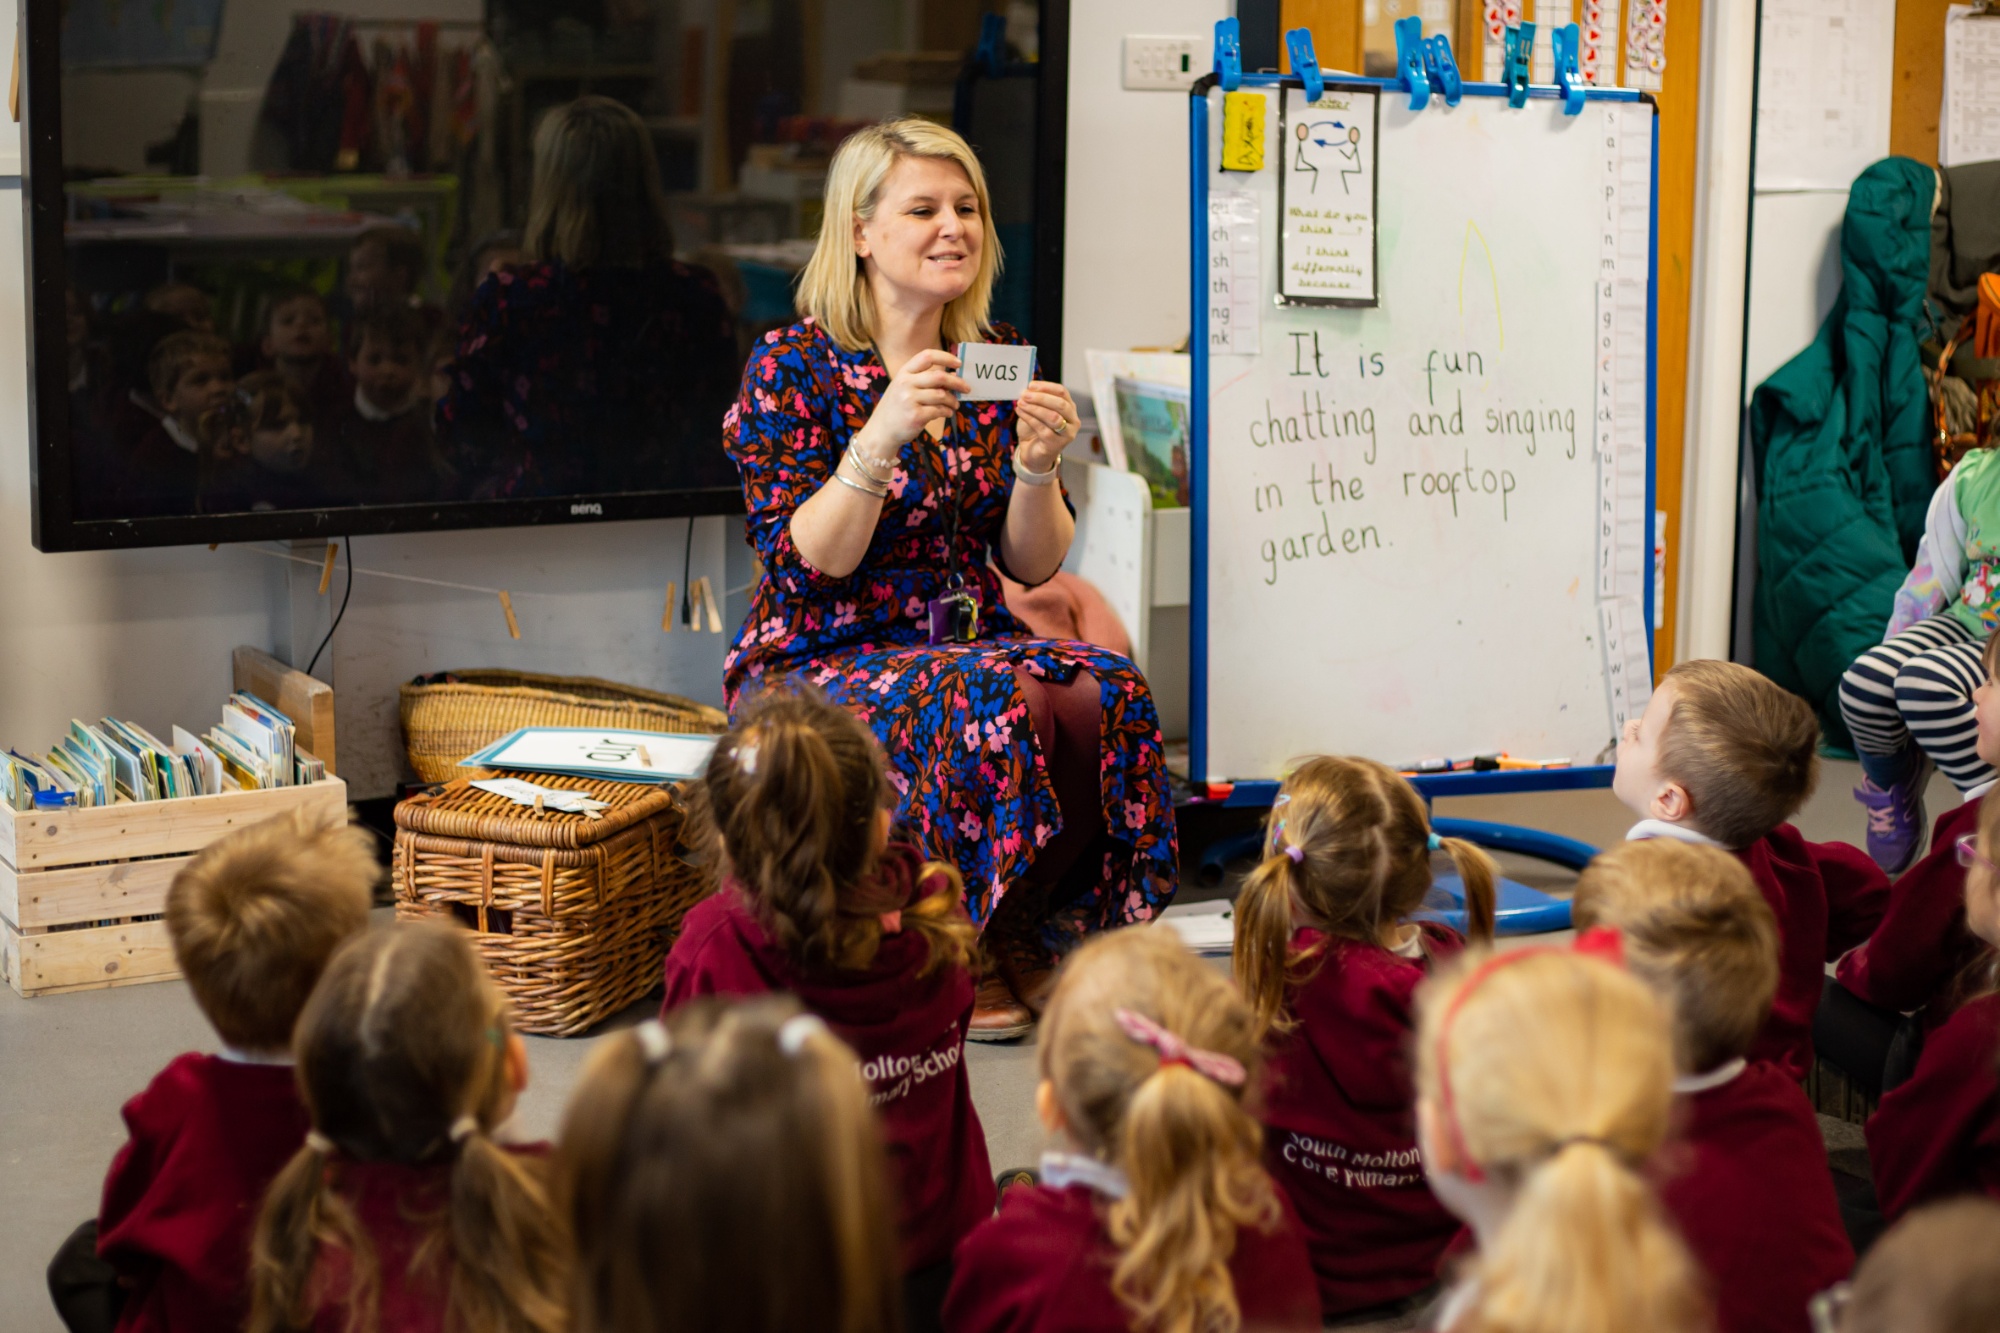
top-left (722, 118), bottom-right (1176, 1039)
top-left (439, 95), bottom-right (739, 500)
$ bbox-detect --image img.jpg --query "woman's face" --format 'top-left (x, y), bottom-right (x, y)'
top-left (249, 409), bottom-right (313, 475)
top-left (855, 156), bottom-right (983, 317)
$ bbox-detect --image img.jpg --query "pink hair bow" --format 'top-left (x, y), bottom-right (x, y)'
top-left (1113, 1007), bottom-right (1247, 1088)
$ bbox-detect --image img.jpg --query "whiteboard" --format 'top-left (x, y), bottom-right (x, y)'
top-left (1193, 84), bottom-right (1655, 781)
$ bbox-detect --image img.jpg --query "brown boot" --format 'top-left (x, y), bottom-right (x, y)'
top-left (968, 971), bottom-right (1034, 1042)
top-left (993, 923), bottom-right (1058, 1018)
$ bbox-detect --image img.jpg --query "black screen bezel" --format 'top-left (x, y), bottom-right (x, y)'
top-left (24, 0), bottom-right (1071, 551)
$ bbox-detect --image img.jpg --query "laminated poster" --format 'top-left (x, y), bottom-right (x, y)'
top-left (1278, 85), bottom-right (1379, 307)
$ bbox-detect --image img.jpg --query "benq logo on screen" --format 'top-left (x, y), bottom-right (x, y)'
top-left (569, 503), bottom-right (604, 516)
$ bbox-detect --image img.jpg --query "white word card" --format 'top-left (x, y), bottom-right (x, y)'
top-left (1278, 85), bottom-right (1379, 307)
top-left (955, 342), bottom-right (1036, 401)
top-left (1207, 190), bottom-right (1262, 355)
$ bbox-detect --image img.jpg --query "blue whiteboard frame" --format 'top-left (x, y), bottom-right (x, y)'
top-left (1186, 68), bottom-right (1661, 807)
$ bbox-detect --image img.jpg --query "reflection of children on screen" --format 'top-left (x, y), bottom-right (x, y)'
top-left (196, 373), bottom-right (343, 514)
top-left (333, 306), bottom-right (451, 504)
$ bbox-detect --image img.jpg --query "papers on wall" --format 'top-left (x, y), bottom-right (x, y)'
top-left (1206, 191), bottom-right (1262, 357)
top-left (1582, 1), bottom-right (1623, 87)
top-left (1596, 103), bottom-right (1655, 734)
top-left (1625, 0), bottom-right (1668, 92)
top-left (1755, 0), bottom-right (1894, 190)
top-left (1278, 85), bottom-right (1379, 307)
top-left (461, 727), bottom-right (720, 783)
top-left (1944, 6), bottom-right (2000, 168)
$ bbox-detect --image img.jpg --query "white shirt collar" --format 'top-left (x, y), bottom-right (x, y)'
top-left (1388, 926), bottom-right (1425, 959)
top-left (1966, 780), bottom-right (1996, 805)
top-left (1040, 1150), bottom-right (1130, 1200)
top-left (353, 385), bottom-right (414, 423)
top-left (1672, 1057), bottom-right (1747, 1094)
top-left (1625, 819), bottom-right (1726, 848)
top-left (162, 414), bottom-right (201, 455)
top-left (218, 1046), bottom-right (294, 1066)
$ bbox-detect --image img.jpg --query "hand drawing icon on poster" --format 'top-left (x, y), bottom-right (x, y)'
top-left (1279, 85), bottom-right (1380, 306)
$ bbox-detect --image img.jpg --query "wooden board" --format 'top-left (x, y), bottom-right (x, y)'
top-left (0, 853), bottom-right (183, 931)
top-left (1893, 0), bottom-right (1955, 167)
top-left (0, 778), bottom-right (347, 872)
top-left (1, 916), bottom-right (178, 997)
top-left (233, 645), bottom-right (336, 775)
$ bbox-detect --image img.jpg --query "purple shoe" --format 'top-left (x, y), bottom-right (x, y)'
top-left (1855, 767), bottom-right (1929, 873)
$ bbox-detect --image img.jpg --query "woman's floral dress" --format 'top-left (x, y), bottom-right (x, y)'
top-left (722, 318), bottom-right (1178, 952)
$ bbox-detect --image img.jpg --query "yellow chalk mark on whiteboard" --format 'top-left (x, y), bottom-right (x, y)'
top-left (1222, 92), bottom-right (1265, 172)
top-left (1457, 220), bottom-right (1505, 351)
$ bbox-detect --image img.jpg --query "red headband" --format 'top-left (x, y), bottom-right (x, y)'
top-left (1432, 927), bottom-right (1624, 1183)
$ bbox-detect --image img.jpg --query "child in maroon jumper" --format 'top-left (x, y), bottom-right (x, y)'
top-left (1230, 755), bottom-right (1497, 1322)
top-left (256, 286), bottom-right (351, 427)
top-left (1614, 658), bottom-right (1889, 1081)
top-left (53, 812), bottom-right (376, 1333)
top-left (1415, 948), bottom-right (1710, 1333)
top-left (1866, 789), bottom-right (2000, 1221)
top-left (944, 928), bottom-right (1320, 1333)
top-left (558, 996), bottom-right (903, 1333)
top-left (247, 921), bottom-right (564, 1333)
top-left (331, 304), bottom-right (450, 504)
top-left (1836, 632), bottom-right (2000, 1019)
top-left (1574, 839), bottom-right (1853, 1333)
top-left (661, 685), bottom-right (991, 1333)
top-left (1837, 1197), bottom-right (2000, 1333)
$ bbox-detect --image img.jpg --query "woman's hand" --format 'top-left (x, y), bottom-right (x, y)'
top-left (1014, 380), bottom-right (1080, 473)
top-left (853, 349), bottom-right (970, 466)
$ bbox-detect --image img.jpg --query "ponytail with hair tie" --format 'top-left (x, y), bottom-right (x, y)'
top-left (1114, 1008), bottom-right (1248, 1087)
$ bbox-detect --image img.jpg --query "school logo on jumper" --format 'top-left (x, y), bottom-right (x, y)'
top-left (1279, 1131), bottom-right (1424, 1189)
top-left (861, 1033), bottom-right (963, 1106)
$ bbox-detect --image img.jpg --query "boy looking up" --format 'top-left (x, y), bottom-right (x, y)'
top-left (1614, 659), bottom-right (1889, 1079)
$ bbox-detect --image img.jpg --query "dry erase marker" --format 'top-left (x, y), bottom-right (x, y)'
top-left (1497, 756), bottom-right (1571, 770)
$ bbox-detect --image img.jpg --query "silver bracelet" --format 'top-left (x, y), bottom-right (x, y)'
top-left (1012, 451), bottom-right (1060, 486)
top-left (846, 446), bottom-right (895, 487)
top-left (831, 469), bottom-right (887, 500)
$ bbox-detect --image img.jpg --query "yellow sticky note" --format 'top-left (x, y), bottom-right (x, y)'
top-left (1222, 91), bottom-right (1265, 172)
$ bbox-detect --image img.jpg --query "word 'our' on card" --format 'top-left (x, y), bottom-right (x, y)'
top-left (955, 342), bottom-right (1037, 401)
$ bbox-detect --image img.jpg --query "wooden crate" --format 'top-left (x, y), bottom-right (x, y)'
top-left (0, 779), bottom-right (349, 998)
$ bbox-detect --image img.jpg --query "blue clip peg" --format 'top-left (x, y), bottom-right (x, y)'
top-left (1422, 33), bottom-right (1463, 106)
top-left (1502, 21), bottom-right (1535, 109)
top-left (1551, 23), bottom-right (1585, 115)
top-left (974, 12), bottom-right (1006, 76)
top-left (1215, 17), bottom-right (1243, 92)
top-left (1394, 16), bottom-right (1429, 111)
top-left (1285, 27), bottom-right (1324, 104)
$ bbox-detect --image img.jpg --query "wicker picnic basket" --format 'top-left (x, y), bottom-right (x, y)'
top-left (399, 670), bottom-right (728, 784)
top-left (392, 773), bottom-right (714, 1036)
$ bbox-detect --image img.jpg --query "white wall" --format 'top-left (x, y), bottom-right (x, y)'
top-left (1060, 0), bottom-right (1224, 391)
top-left (1742, 191), bottom-right (1847, 396)
top-left (0, 185), bottom-right (734, 801)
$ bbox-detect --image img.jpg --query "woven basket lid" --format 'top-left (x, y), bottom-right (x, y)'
top-left (394, 774), bottom-right (684, 850)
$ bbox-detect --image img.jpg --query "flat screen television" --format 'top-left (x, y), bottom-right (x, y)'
top-left (23, 0), bottom-right (1070, 550)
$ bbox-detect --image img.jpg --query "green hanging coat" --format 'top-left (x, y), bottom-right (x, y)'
top-left (1751, 157), bottom-right (1939, 748)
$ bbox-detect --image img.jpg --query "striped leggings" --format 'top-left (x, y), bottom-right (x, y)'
top-left (1837, 615), bottom-right (1995, 792)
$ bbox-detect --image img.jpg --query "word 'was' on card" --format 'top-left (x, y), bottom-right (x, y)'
top-left (955, 342), bottom-right (1037, 401)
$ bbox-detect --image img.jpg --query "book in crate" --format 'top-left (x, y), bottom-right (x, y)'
top-left (392, 774), bottom-right (715, 1036)
top-left (0, 780), bottom-right (349, 997)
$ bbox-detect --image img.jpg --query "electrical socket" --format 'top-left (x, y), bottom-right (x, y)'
top-left (1122, 35), bottom-right (1203, 91)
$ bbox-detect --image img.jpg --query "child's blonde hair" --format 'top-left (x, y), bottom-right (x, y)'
top-left (1233, 756), bottom-right (1496, 1034)
top-left (1842, 1197), bottom-right (2000, 1333)
top-left (1657, 660), bottom-right (1819, 848)
top-left (1415, 948), bottom-right (1710, 1333)
top-left (165, 808), bottom-right (376, 1053)
top-left (248, 921), bottom-right (566, 1333)
top-left (699, 683), bottom-right (974, 977)
top-left (1572, 840), bottom-right (1780, 1074)
top-left (1039, 928), bottom-right (1279, 1333)
top-left (795, 118), bottom-right (1000, 351)
top-left (558, 996), bottom-right (901, 1333)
